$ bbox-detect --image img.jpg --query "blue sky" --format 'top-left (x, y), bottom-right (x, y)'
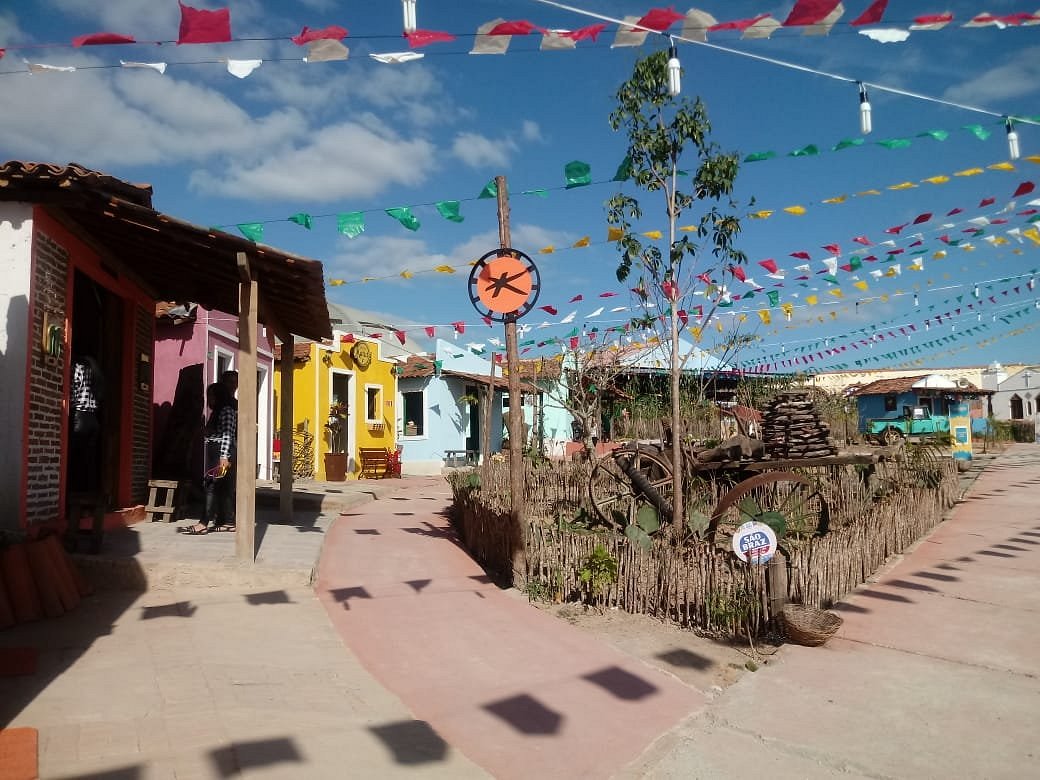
top-left (2, 0), bottom-right (1039, 373)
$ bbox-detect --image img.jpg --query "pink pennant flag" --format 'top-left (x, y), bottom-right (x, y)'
top-left (72, 32), bottom-right (136, 46)
top-left (979, 197), bottom-right (996, 207)
top-left (885, 223), bottom-right (908, 235)
top-left (562, 24), bottom-right (607, 41)
top-left (947, 207), bottom-right (963, 216)
top-left (482, 316), bottom-right (493, 327)
top-left (177, 2), bottom-right (231, 44)
top-left (635, 8), bottom-right (686, 32)
top-left (912, 13), bottom-right (953, 30)
top-left (341, 333), bottom-right (355, 343)
top-left (452, 321), bottom-right (465, 334)
top-left (783, 0), bottom-right (842, 26)
top-left (992, 218), bottom-right (1008, 225)
top-left (540, 305), bottom-right (558, 315)
top-left (568, 294), bottom-right (583, 303)
top-left (790, 251), bottom-right (811, 261)
top-left (569, 337), bottom-right (579, 349)
top-left (394, 330), bottom-right (406, 345)
top-left (662, 281), bottom-right (679, 301)
top-left (291, 25), bottom-right (347, 45)
top-left (938, 235), bottom-right (952, 244)
top-left (710, 14), bottom-right (770, 32)
top-left (852, 236), bottom-right (872, 246)
top-left (697, 272), bottom-right (713, 284)
top-left (912, 212), bottom-right (933, 224)
top-left (730, 266), bottom-right (747, 282)
top-left (850, 0), bottom-right (888, 26)
top-left (404, 29), bottom-right (456, 48)
top-left (1013, 181), bottom-right (1036, 198)
top-left (599, 291), bottom-right (618, 298)
top-left (822, 243), bottom-right (841, 255)
top-left (424, 326), bottom-right (435, 338)
top-left (488, 20), bottom-right (541, 35)
top-left (758, 258), bottom-right (778, 273)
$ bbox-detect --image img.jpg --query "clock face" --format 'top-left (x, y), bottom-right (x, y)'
top-left (351, 341), bottom-right (372, 369)
top-left (467, 247), bottom-right (541, 323)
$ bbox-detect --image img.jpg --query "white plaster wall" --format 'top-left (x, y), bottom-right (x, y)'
top-left (0, 204), bottom-right (33, 528)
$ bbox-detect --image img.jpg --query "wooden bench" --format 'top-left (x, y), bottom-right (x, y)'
top-left (358, 447), bottom-right (391, 479)
top-left (444, 449), bottom-right (478, 467)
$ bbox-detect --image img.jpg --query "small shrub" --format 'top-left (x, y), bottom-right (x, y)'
top-left (578, 544), bottom-right (618, 603)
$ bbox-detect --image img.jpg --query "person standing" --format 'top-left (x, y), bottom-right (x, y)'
top-left (182, 382), bottom-right (237, 535)
top-left (69, 355), bottom-right (102, 492)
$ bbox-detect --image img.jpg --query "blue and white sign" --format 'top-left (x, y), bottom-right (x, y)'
top-left (731, 521), bottom-right (778, 565)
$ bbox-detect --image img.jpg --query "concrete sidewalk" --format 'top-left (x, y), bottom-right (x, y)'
top-left (623, 444), bottom-right (1040, 779)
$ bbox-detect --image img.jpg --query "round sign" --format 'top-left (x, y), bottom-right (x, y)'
top-left (350, 341), bottom-right (372, 369)
top-left (731, 521), bottom-right (778, 565)
top-left (468, 247), bottom-right (541, 322)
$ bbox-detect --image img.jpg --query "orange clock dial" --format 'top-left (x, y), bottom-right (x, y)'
top-left (468, 248), bottom-right (541, 323)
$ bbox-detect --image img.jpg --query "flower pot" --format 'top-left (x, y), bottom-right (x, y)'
top-left (323, 452), bottom-right (348, 482)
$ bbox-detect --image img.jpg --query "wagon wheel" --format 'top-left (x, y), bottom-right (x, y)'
top-left (706, 472), bottom-right (830, 545)
top-left (588, 447), bottom-right (673, 530)
top-left (880, 427), bottom-right (904, 446)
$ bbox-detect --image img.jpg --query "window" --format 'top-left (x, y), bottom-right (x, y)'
top-left (365, 386), bottom-right (381, 423)
top-left (331, 371), bottom-right (350, 407)
top-left (1010, 394), bottom-right (1024, 420)
top-left (214, 348), bottom-right (233, 384)
top-left (402, 390), bottom-right (424, 437)
top-left (884, 395), bottom-right (897, 412)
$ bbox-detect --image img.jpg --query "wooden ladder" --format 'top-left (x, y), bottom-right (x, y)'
top-left (145, 479), bottom-right (184, 523)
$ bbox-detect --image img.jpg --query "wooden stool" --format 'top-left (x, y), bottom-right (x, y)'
top-left (65, 491), bottom-right (108, 555)
top-left (145, 479), bottom-right (184, 523)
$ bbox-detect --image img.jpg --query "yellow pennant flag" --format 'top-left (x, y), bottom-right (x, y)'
top-left (781, 302), bottom-right (794, 318)
top-left (922, 175), bottom-right (950, 184)
top-left (828, 288), bottom-right (844, 298)
top-left (642, 230), bottom-right (662, 239)
top-left (607, 227), bottom-right (624, 241)
top-left (853, 280), bottom-right (869, 291)
top-left (857, 189), bottom-right (881, 196)
top-left (679, 224), bottom-right (697, 232)
top-left (829, 311), bottom-right (837, 319)
top-left (539, 245), bottom-right (555, 254)
top-left (880, 294), bottom-right (889, 302)
top-left (988, 162), bottom-right (1015, 171)
top-left (647, 335), bottom-right (661, 345)
top-left (434, 265), bottom-right (455, 274)
top-left (738, 313), bottom-right (747, 323)
top-left (954, 167), bottom-right (984, 177)
top-left (749, 210), bottom-right (774, 219)
top-left (783, 205), bottom-right (806, 216)
top-left (888, 181), bottom-right (917, 190)
top-left (933, 250), bottom-right (947, 259)
top-left (716, 320), bottom-right (723, 332)
top-left (757, 309), bottom-right (771, 324)
top-left (573, 236), bottom-right (591, 248)
top-left (805, 294), bottom-right (818, 306)
top-left (329, 279), bottom-right (345, 286)
top-left (1025, 155), bottom-right (1040, 164)
top-left (400, 270), bottom-right (413, 279)
top-left (1023, 227), bottom-right (1040, 245)
top-left (689, 326), bottom-right (702, 342)
top-left (822, 195), bottom-right (847, 204)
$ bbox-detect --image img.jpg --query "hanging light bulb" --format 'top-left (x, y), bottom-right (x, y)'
top-left (1006, 117), bottom-right (1020, 160)
top-left (913, 293), bottom-right (919, 307)
top-left (973, 283), bottom-right (980, 298)
top-left (1028, 277), bottom-right (1035, 291)
top-left (858, 82), bottom-right (872, 135)
top-left (667, 42), bottom-right (681, 97)
top-left (401, 0), bottom-right (418, 33)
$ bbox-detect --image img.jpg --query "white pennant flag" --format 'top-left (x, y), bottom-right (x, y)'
top-left (26, 60), bottom-right (76, 73)
top-left (370, 51), bottom-right (423, 64)
top-left (858, 28), bottom-right (911, 43)
top-left (120, 60), bottom-right (167, 73)
top-left (226, 59), bottom-right (262, 78)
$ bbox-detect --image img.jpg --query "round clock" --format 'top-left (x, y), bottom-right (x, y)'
top-left (350, 341), bottom-right (372, 369)
top-left (467, 247), bottom-right (541, 323)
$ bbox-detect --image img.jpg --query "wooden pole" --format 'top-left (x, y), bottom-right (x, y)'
top-left (278, 330), bottom-right (294, 521)
top-left (496, 175), bottom-right (526, 574)
top-left (482, 354), bottom-right (493, 465)
top-left (235, 252), bottom-right (258, 562)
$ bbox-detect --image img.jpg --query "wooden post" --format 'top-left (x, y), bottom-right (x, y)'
top-left (482, 355), bottom-right (494, 466)
top-left (767, 549), bottom-right (788, 623)
top-left (496, 174), bottom-right (526, 581)
top-left (278, 330), bottom-right (294, 521)
top-left (235, 252), bottom-right (258, 562)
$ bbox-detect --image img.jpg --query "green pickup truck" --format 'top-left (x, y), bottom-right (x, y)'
top-left (867, 406), bottom-right (951, 445)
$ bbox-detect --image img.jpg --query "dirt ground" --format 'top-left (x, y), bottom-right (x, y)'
top-left (531, 600), bottom-right (780, 695)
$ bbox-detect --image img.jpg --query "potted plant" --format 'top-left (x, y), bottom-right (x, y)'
top-left (324, 402), bottom-right (349, 481)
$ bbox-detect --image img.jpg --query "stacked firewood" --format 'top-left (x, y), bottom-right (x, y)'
top-left (762, 392), bottom-right (837, 459)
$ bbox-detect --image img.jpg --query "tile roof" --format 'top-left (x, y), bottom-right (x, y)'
top-left (853, 375), bottom-right (932, 396)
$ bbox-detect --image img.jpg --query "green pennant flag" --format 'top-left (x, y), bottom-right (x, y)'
top-left (962, 124), bottom-right (992, 140)
top-left (848, 256), bottom-right (862, 270)
top-left (718, 300), bottom-right (732, 308)
top-left (822, 274), bottom-right (840, 284)
top-left (767, 290), bottom-right (779, 307)
top-left (744, 151), bottom-right (776, 162)
top-left (565, 160), bottom-right (592, 189)
top-left (237, 222), bottom-right (264, 242)
top-left (336, 212), bottom-right (365, 239)
top-left (917, 129), bottom-right (949, 141)
top-left (612, 156), bottom-right (632, 181)
top-left (565, 327), bottom-right (579, 338)
top-left (288, 212), bottom-right (313, 229)
top-left (877, 138), bottom-right (912, 150)
top-left (435, 200), bottom-right (464, 223)
top-left (788, 145), bottom-right (819, 157)
top-left (743, 291), bottom-right (756, 299)
top-left (522, 189), bottom-right (549, 198)
top-left (832, 138), bottom-right (864, 151)
top-left (434, 360), bottom-right (442, 376)
top-left (477, 179), bottom-right (497, 199)
top-left (386, 207), bottom-right (420, 231)
top-left (910, 248), bottom-right (927, 255)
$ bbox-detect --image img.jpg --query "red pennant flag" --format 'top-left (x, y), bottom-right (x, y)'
top-left (569, 294), bottom-right (584, 303)
top-left (730, 266), bottom-right (747, 282)
top-left (177, 2), bottom-right (231, 44)
top-left (569, 337), bottom-right (579, 349)
top-left (394, 330), bottom-right (406, 345)
top-left (914, 13), bottom-right (953, 26)
top-left (697, 272), bottom-right (712, 284)
top-left (784, 0), bottom-right (842, 26)
top-left (599, 291), bottom-right (618, 298)
top-left (562, 23), bottom-right (607, 41)
top-left (678, 310), bottom-right (688, 327)
top-left (452, 321), bottom-right (465, 334)
top-left (371, 332), bottom-right (384, 339)
top-left (482, 316), bottom-right (492, 327)
top-left (938, 235), bottom-right (952, 244)
top-left (1020, 209), bottom-right (1039, 216)
top-left (710, 14), bottom-right (771, 32)
top-left (992, 218), bottom-right (1008, 224)
top-left (404, 29), bottom-right (456, 48)
top-left (822, 243), bottom-right (841, 255)
top-left (887, 248), bottom-right (904, 255)
top-left (885, 223), bottom-right (908, 235)
top-left (909, 239), bottom-right (923, 247)
top-left (631, 286), bottom-right (648, 299)
top-left (979, 197), bottom-right (996, 207)
top-left (790, 251), bottom-right (811, 261)
top-left (424, 326), bottom-right (435, 338)
top-left (341, 333), bottom-right (356, 343)
top-left (850, 0), bottom-right (888, 26)
top-left (72, 32), bottom-right (136, 46)
top-left (494, 354), bottom-right (504, 364)
top-left (291, 25), bottom-right (348, 45)
top-left (540, 305), bottom-right (558, 315)
top-left (488, 20), bottom-right (541, 35)
top-left (758, 258), bottom-right (778, 273)
top-left (635, 8), bottom-right (685, 32)
top-left (1013, 181), bottom-right (1036, 198)
top-left (912, 212), bottom-right (933, 224)
top-left (947, 207), bottom-right (963, 216)
top-left (662, 281), bottom-right (679, 301)
top-left (852, 236), bottom-right (872, 246)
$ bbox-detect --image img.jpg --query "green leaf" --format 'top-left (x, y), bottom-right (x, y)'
top-left (625, 524), bottom-right (653, 551)
top-left (758, 510), bottom-right (787, 538)
top-left (738, 496), bottom-right (762, 518)
top-left (635, 504), bottom-right (660, 533)
top-left (465, 473), bottom-right (481, 489)
top-left (686, 508), bottom-right (709, 535)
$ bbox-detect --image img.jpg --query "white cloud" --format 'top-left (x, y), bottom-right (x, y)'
top-left (943, 46), bottom-right (1040, 104)
top-left (451, 132), bottom-right (517, 169)
top-left (521, 119), bottom-right (542, 142)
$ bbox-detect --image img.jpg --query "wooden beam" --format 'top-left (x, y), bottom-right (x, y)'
top-left (235, 251), bottom-right (259, 562)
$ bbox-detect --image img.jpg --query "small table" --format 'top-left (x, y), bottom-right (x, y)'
top-left (444, 449), bottom-right (478, 467)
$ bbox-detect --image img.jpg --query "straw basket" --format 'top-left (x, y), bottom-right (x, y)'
top-left (780, 604), bottom-right (843, 647)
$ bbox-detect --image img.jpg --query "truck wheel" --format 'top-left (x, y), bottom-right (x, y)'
top-left (881, 427), bottom-right (904, 446)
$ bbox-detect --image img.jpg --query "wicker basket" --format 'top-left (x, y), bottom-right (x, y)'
top-left (780, 604), bottom-right (843, 647)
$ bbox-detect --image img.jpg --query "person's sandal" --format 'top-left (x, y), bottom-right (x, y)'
top-left (214, 524), bottom-right (236, 532)
top-left (178, 523), bottom-right (209, 535)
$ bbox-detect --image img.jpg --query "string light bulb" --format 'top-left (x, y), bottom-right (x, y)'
top-left (858, 82), bottom-right (872, 135)
top-left (1006, 117), bottom-right (1020, 160)
top-left (973, 283), bottom-right (980, 298)
top-left (913, 293), bottom-right (919, 307)
top-left (666, 42), bottom-right (681, 97)
top-left (401, 0), bottom-right (417, 33)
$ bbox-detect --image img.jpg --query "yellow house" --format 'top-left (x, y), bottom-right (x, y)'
top-left (275, 334), bottom-right (397, 480)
